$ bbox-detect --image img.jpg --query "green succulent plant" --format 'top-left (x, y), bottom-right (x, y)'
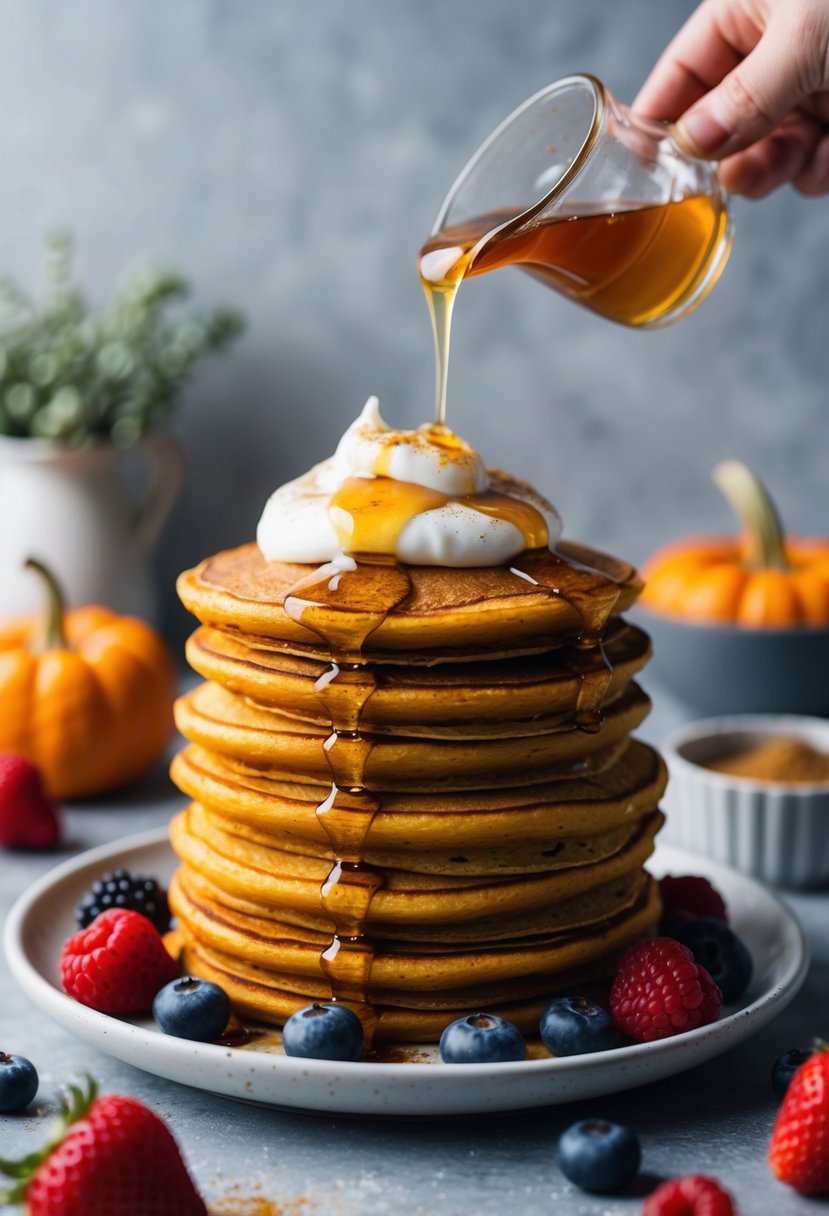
top-left (0, 231), bottom-right (243, 447)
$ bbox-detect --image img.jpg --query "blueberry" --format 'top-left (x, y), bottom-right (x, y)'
top-left (439, 1012), bottom-right (526, 1064)
top-left (282, 1003), bottom-right (364, 1061)
top-left (661, 911), bottom-right (696, 938)
top-left (152, 977), bottom-right (231, 1041)
top-left (668, 915), bottom-right (753, 1002)
top-left (558, 1119), bottom-right (641, 1194)
top-left (0, 1052), bottom-right (38, 1112)
top-left (772, 1048), bottom-right (812, 1100)
top-left (540, 996), bottom-right (618, 1057)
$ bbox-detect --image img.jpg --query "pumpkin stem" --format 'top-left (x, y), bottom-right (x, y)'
top-left (25, 557), bottom-right (70, 650)
top-left (711, 460), bottom-right (789, 572)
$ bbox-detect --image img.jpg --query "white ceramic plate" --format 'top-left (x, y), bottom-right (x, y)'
top-left (4, 830), bottom-right (808, 1117)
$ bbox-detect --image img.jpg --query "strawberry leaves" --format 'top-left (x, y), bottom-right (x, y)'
top-left (0, 1076), bottom-right (97, 1205)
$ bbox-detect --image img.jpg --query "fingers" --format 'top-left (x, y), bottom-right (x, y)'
top-left (675, 4), bottom-right (828, 159)
top-left (635, 0), bottom-right (829, 196)
top-left (717, 112), bottom-right (823, 195)
top-left (794, 132), bottom-right (829, 194)
top-left (634, 0), bottom-right (748, 121)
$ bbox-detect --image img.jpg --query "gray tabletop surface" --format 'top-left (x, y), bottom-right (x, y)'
top-left (1, 682), bottom-right (826, 1216)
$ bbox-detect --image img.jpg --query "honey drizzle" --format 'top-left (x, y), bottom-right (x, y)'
top-left (283, 558), bottom-right (411, 1037)
top-left (509, 548), bottom-right (620, 732)
top-left (329, 475), bottom-right (549, 557)
top-left (420, 242), bottom-right (475, 427)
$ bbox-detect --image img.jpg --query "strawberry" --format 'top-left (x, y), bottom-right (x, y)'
top-left (0, 1077), bottom-right (206, 1215)
top-left (0, 752), bottom-right (61, 849)
top-left (60, 908), bottom-right (180, 1014)
top-left (768, 1045), bottom-right (829, 1194)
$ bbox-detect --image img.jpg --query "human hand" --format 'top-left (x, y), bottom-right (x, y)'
top-left (634, 0), bottom-right (829, 197)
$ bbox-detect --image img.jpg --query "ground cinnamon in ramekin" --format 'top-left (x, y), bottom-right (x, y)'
top-left (706, 735), bottom-right (829, 784)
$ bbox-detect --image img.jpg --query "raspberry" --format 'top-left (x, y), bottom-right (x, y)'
top-left (0, 753), bottom-right (61, 850)
top-left (610, 937), bottom-right (723, 1042)
top-left (659, 875), bottom-right (728, 925)
top-left (60, 908), bottom-right (180, 1015)
top-left (643, 1174), bottom-right (736, 1214)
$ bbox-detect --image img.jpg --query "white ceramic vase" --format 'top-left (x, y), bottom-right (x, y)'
top-left (0, 432), bottom-right (183, 626)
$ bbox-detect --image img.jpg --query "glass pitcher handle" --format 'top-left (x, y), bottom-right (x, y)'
top-left (132, 431), bottom-right (184, 553)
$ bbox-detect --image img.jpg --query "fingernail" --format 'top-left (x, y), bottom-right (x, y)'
top-left (675, 107), bottom-right (738, 158)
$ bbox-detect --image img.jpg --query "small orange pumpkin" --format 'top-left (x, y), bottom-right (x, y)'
top-left (641, 460), bottom-right (829, 627)
top-left (0, 559), bottom-right (176, 798)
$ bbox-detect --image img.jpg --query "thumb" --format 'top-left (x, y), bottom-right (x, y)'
top-left (675, 16), bottom-right (811, 159)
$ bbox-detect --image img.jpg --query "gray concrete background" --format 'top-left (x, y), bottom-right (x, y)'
top-left (0, 0), bottom-right (825, 646)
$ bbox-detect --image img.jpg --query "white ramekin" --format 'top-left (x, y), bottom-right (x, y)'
top-left (661, 714), bottom-right (829, 889)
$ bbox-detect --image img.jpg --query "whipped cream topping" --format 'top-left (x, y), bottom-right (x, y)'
top-left (256, 396), bottom-right (561, 567)
top-left (334, 396), bottom-right (487, 495)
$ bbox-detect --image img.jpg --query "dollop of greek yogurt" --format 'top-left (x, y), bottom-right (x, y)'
top-left (256, 396), bottom-right (561, 566)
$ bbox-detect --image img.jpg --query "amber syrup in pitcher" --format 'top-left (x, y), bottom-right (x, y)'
top-left (419, 195), bottom-right (729, 424)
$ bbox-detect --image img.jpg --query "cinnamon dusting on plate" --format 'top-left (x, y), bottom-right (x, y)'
top-left (209, 1191), bottom-right (319, 1215)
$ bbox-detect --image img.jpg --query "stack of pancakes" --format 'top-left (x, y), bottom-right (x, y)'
top-left (169, 539), bottom-right (665, 1041)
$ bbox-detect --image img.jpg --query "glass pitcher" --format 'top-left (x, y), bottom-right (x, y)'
top-left (420, 74), bottom-right (733, 329)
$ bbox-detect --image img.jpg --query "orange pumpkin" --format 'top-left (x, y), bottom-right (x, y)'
top-left (0, 559), bottom-right (176, 798)
top-left (641, 461), bottom-right (829, 627)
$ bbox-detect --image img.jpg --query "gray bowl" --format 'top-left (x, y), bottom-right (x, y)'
top-left (633, 606), bottom-right (829, 716)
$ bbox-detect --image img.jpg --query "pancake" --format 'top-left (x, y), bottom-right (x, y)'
top-left (174, 863), bottom-right (649, 945)
top-left (168, 877), bottom-right (660, 1039)
top-left (169, 868), bottom-right (657, 976)
top-left (171, 739), bottom-right (667, 851)
top-left (185, 618), bottom-right (652, 725)
top-left (189, 791), bottom-right (659, 877)
top-left (177, 539), bottom-right (643, 657)
top-left (174, 679), bottom-right (651, 790)
top-left (172, 935), bottom-right (619, 1039)
top-left (170, 804), bottom-right (663, 930)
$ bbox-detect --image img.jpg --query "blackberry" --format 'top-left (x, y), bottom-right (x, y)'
top-left (669, 915), bottom-right (753, 1003)
top-left (75, 868), bottom-right (171, 934)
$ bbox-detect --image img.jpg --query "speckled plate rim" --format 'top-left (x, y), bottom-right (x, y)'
top-left (3, 829), bottom-right (808, 1117)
